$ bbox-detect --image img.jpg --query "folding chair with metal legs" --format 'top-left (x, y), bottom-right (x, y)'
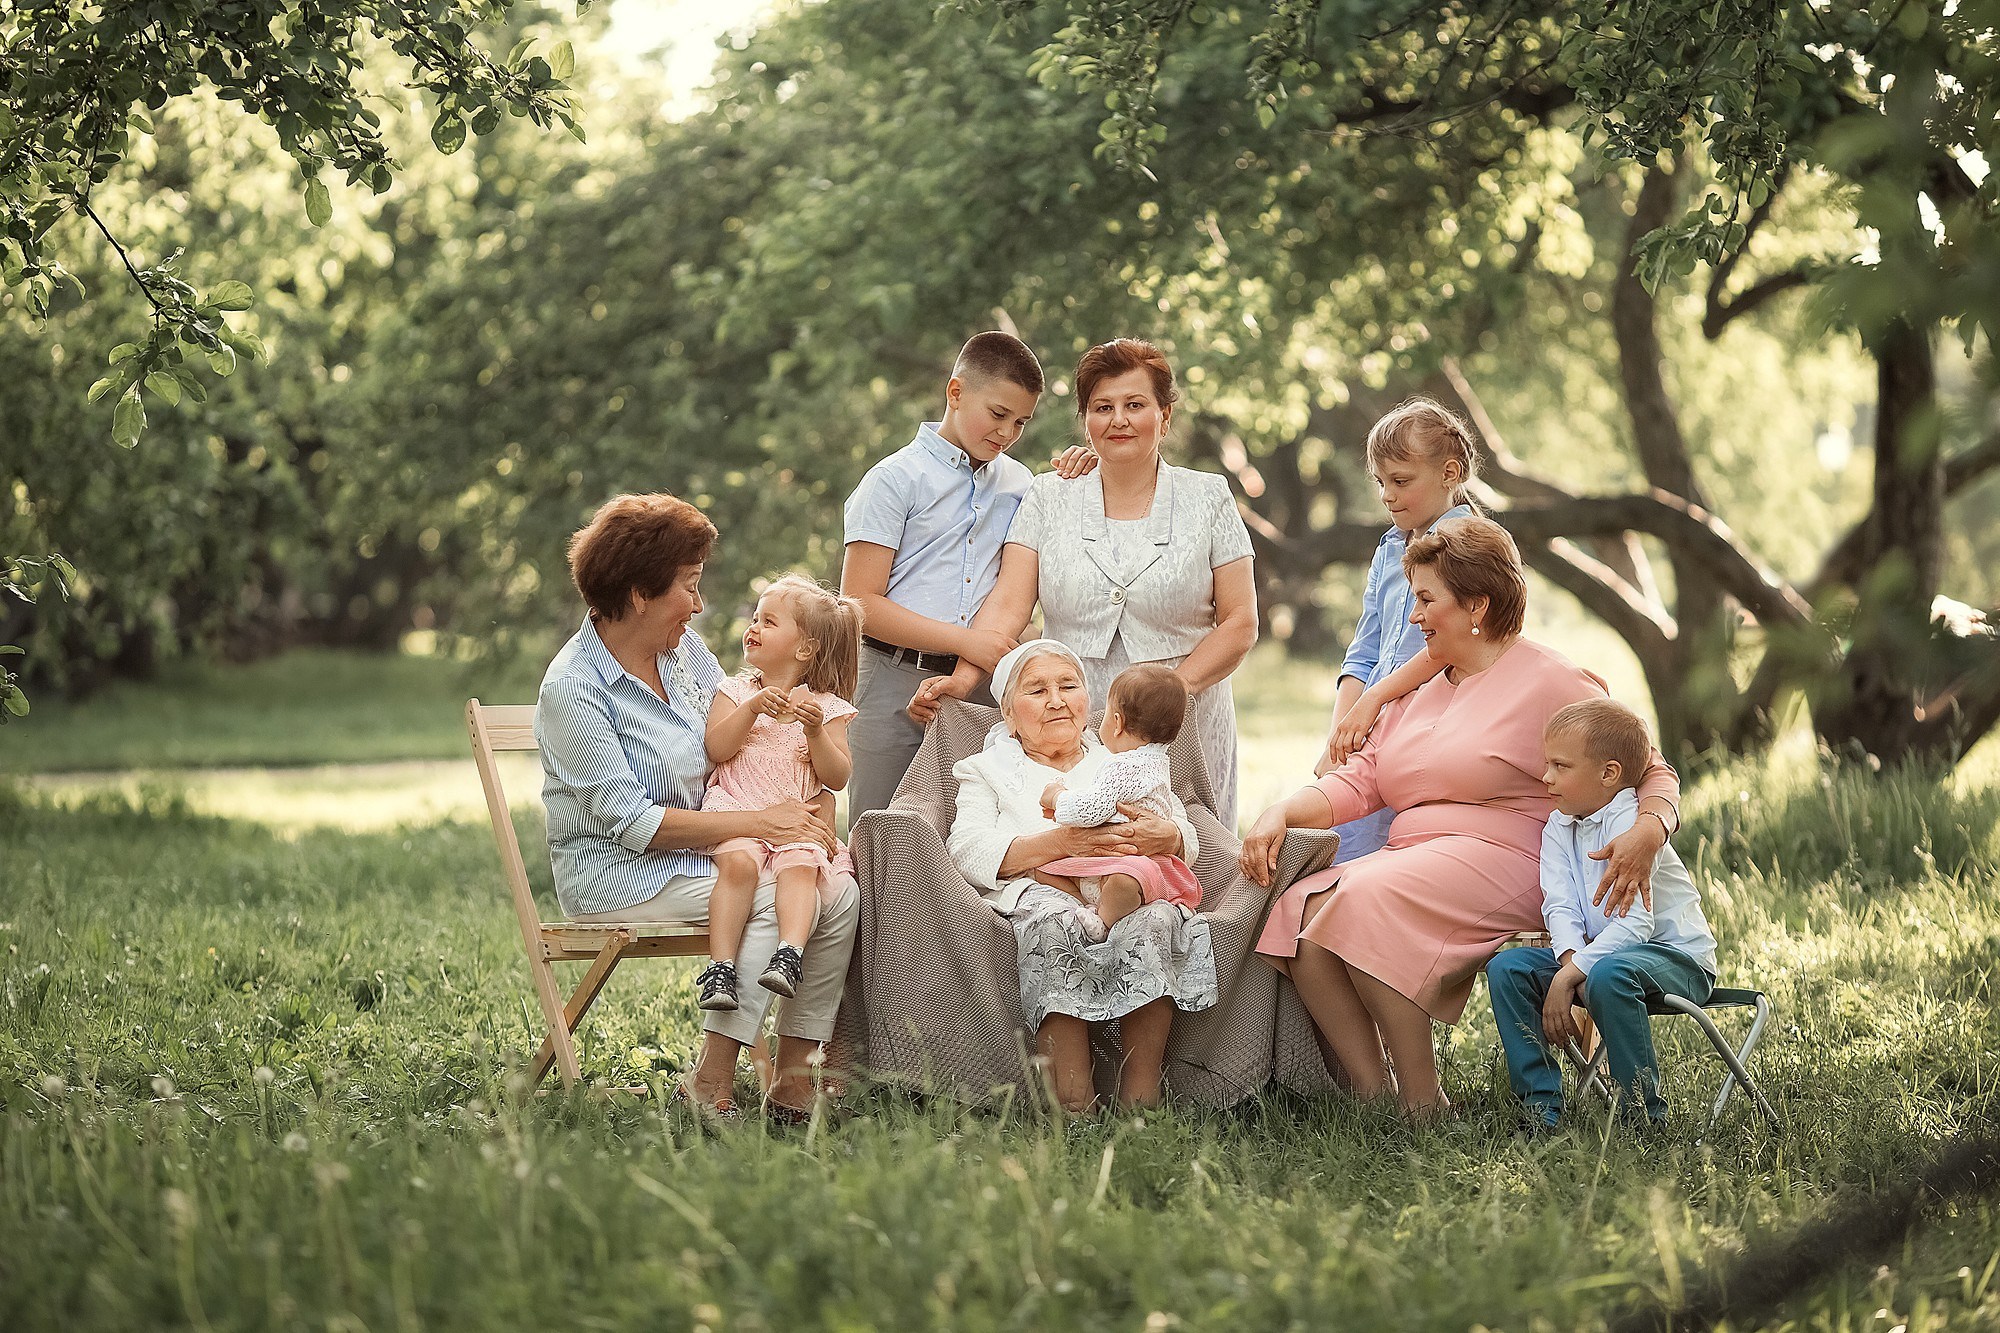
top-left (1568, 986), bottom-right (1780, 1131)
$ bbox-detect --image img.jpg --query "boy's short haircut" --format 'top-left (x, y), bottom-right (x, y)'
top-left (1546, 699), bottom-right (1651, 788)
top-left (1110, 665), bottom-right (1189, 746)
top-left (954, 331), bottom-right (1045, 396)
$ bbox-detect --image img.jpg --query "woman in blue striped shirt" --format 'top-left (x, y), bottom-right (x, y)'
top-left (535, 494), bottom-right (857, 1121)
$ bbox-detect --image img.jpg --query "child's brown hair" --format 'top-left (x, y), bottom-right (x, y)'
top-left (1546, 698), bottom-right (1651, 789)
top-left (1366, 397), bottom-right (1481, 509)
top-left (760, 573), bottom-right (864, 701)
top-left (955, 331), bottom-right (1045, 395)
top-left (1109, 665), bottom-right (1189, 746)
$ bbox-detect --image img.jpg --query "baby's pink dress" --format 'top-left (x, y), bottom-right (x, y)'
top-left (1254, 639), bottom-right (1681, 1023)
top-left (701, 675), bottom-right (857, 900)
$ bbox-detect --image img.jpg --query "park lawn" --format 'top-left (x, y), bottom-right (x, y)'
top-left (14, 643), bottom-right (1346, 836)
top-left (6, 644), bottom-right (2000, 1328)
top-left (0, 647), bottom-right (547, 775)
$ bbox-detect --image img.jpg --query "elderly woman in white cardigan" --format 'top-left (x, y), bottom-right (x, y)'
top-left (913, 338), bottom-right (1258, 825)
top-left (949, 639), bottom-right (1217, 1112)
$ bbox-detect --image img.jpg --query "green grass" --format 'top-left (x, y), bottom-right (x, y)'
top-left (6, 646), bottom-right (2000, 1328)
top-left (1, 647), bottom-right (545, 774)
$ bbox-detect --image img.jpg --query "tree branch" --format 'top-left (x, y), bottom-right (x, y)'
top-left (1703, 160), bottom-right (1791, 316)
top-left (1494, 491), bottom-right (1813, 631)
top-left (1245, 485), bottom-right (1807, 636)
top-left (1808, 429), bottom-right (2000, 599)
top-left (81, 202), bottom-right (168, 322)
top-left (1440, 354), bottom-right (1660, 600)
top-left (1614, 162), bottom-right (1710, 507)
top-left (1703, 267), bottom-right (1813, 339)
top-left (1526, 537), bottom-right (1676, 659)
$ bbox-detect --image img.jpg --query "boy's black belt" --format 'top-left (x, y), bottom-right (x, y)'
top-left (863, 636), bottom-right (959, 673)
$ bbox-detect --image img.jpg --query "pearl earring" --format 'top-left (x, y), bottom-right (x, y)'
top-left (1471, 625), bottom-right (1481, 636)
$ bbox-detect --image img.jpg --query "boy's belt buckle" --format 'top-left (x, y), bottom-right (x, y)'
top-left (865, 636), bottom-right (958, 674)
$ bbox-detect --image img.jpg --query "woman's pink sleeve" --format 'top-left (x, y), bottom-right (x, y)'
top-left (1635, 748), bottom-right (1682, 828)
top-left (1312, 745), bottom-right (1385, 828)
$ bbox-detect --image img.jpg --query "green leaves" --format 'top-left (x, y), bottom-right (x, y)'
top-left (431, 112), bottom-right (467, 156)
top-left (143, 371), bottom-right (182, 405)
top-left (111, 389), bottom-right (145, 449)
top-left (0, 557), bottom-right (69, 727)
top-left (304, 177), bottom-right (333, 227)
top-left (206, 280), bottom-right (253, 311)
top-left (4, 0), bottom-right (592, 443)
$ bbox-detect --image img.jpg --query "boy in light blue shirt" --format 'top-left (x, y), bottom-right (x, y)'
top-left (840, 332), bottom-right (1047, 825)
top-left (1487, 698), bottom-right (1719, 1130)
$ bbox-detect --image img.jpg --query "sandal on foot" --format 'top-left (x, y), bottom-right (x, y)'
top-left (695, 960), bottom-right (740, 1011)
top-left (764, 1098), bottom-right (814, 1128)
top-left (758, 944), bottom-right (804, 998)
top-left (671, 1077), bottom-right (742, 1123)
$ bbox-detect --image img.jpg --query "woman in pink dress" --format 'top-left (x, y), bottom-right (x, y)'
top-left (1240, 517), bottom-right (1683, 1117)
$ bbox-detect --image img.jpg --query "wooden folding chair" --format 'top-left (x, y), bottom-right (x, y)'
top-left (466, 699), bottom-right (713, 1090)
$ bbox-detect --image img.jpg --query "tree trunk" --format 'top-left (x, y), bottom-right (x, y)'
top-left (1814, 317), bottom-right (1950, 762)
top-left (1610, 163), bottom-right (1740, 761)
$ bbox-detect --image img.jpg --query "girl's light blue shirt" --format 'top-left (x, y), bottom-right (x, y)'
top-left (535, 616), bottom-right (725, 917)
top-left (1338, 503), bottom-right (1475, 687)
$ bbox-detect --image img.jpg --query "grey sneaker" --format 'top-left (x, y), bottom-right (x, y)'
top-left (759, 944), bottom-right (804, 998)
top-left (695, 960), bottom-right (739, 1011)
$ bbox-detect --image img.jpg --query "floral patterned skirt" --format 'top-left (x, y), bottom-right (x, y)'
top-left (1011, 885), bottom-right (1218, 1030)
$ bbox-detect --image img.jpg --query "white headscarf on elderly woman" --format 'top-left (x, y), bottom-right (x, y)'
top-left (988, 638), bottom-right (1093, 746)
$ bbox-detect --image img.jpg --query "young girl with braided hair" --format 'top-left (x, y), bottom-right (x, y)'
top-left (1315, 397), bottom-right (1482, 859)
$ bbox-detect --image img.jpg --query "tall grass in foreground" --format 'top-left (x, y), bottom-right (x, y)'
top-left (3, 750), bottom-right (2000, 1329)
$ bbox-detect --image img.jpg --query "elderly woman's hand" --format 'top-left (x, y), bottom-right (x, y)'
top-left (1590, 812), bottom-right (1667, 916)
top-left (1110, 804), bottom-right (1182, 856)
top-left (1237, 803), bottom-right (1290, 888)
top-left (1058, 822), bottom-right (1142, 858)
top-left (752, 800), bottom-right (838, 857)
top-left (909, 664), bottom-right (987, 724)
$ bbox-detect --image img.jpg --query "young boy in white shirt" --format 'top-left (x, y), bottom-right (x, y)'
top-left (839, 333), bottom-right (1047, 826)
top-left (1486, 698), bottom-right (1719, 1131)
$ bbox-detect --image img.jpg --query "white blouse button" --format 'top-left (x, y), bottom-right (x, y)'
top-left (1110, 588), bottom-right (1126, 604)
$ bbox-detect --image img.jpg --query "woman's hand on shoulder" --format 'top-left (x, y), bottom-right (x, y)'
top-left (1237, 803), bottom-right (1290, 888)
top-left (1589, 813), bottom-right (1666, 916)
top-left (752, 799), bottom-right (837, 857)
top-left (1050, 445), bottom-right (1097, 480)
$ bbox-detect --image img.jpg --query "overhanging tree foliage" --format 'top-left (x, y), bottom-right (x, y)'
top-left (969, 0), bottom-right (2000, 765)
top-left (0, 0), bottom-right (583, 447)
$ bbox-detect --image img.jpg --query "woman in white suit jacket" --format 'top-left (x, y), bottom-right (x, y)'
top-left (915, 338), bottom-right (1259, 825)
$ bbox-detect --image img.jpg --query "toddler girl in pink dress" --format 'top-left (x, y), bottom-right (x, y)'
top-left (695, 574), bottom-right (861, 1012)
top-left (1036, 664), bottom-right (1203, 942)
